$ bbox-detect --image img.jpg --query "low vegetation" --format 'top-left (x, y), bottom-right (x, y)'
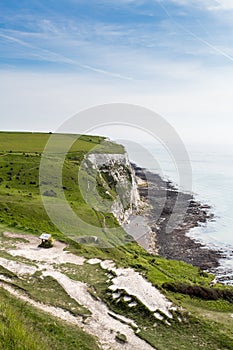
top-left (0, 132), bottom-right (126, 242)
top-left (162, 281), bottom-right (233, 301)
top-left (0, 132), bottom-right (232, 349)
top-left (0, 288), bottom-right (100, 350)
top-left (58, 245), bottom-right (233, 349)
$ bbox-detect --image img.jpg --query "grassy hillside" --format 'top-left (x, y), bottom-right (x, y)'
top-left (0, 132), bottom-right (125, 242)
top-left (0, 132), bottom-right (125, 154)
top-left (0, 288), bottom-right (100, 350)
top-left (0, 132), bottom-right (233, 350)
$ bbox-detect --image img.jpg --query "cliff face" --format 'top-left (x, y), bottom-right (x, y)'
top-left (85, 152), bottom-right (140, 223)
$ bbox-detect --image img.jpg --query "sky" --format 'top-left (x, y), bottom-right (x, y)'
top-left (1, 0), bottom-right (233, 145)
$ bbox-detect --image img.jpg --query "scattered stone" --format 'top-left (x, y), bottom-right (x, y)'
top-left (1, 232), bottom-right (155, 350)
top-left (76, 236), bottom-right (99, 245)
top-left (87, 258), bottom-right (102, 265)
top-left (154, 312), bottom-right (163, 320)
top-left (133, 164), bottom-right (222, 271)
top-left (123, 296), bottom-right (132, 302)
top-left (128, 301), bottom-right (137, 308)
top-left (112, 292), bottom-right (121, 299)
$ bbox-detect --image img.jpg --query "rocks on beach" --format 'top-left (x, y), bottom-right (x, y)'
top-left (132, 164), bottom-right (222, 271)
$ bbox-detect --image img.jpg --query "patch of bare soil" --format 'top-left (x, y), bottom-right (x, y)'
top-left (1, 232), bottom-right (157, 350)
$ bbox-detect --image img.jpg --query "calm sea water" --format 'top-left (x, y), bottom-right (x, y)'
top-left (125, 142), bottom-right (233, 284)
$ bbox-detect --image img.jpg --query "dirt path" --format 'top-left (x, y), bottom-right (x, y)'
top-left (1, 232), bottom-right (156, 350)
top-left (0, 281), bottom-right (85, 327)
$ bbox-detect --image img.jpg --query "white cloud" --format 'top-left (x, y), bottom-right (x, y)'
top-left (170, 0), bottom-right (233, 11)
top-left (1, 0), bottom-right (233, 148)
top-left (209, 0), bottom-right (233, 10)
top-left (1, 65), bottom-right (233, 145)
top-left (0, 29), bottom-right (133, 80)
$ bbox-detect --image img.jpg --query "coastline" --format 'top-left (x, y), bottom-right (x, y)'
top-left (132, 164), bottom-right (223, 272)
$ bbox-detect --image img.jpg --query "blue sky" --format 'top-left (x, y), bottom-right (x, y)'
top-left (1, 0), bottom-right (233, 144)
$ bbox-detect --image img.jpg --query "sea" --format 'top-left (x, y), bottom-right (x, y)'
top-left (125, 141), bottom-right (233, 285)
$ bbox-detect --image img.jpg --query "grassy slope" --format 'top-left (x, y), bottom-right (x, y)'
top-left (0, 288), bottom-right (100, 350)
top-left (0, 132), bottom-right (125, 240)
top-left (73, 243), bottom-right (233, 350)
top-left (0, 132), bottom-right (124, 153)
top-left (0, 132), bottom-right (232, 350)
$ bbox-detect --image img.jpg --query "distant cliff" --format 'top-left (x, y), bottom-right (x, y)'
top-left (83, 152), bottom-right (141, 224)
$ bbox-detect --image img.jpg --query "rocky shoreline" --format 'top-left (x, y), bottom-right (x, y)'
top-left (132, 164), bottom-right (223, 271)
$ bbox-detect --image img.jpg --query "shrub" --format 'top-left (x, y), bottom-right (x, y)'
top-left (162, 282), bottom-right (233, 302)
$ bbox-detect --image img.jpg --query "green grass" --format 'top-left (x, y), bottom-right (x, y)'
top-left (59, 261), bottom-right (108, 287)
top-left (0, 254), bottom-right (90, 319)
top-left (0, 131), bottom-right (124, 154)
top-left (138, 315), bottom-right (233, 350)
top-left (0, 138), bottom-right (127, 245)
top-left (0, 264), bottom-right (17, 278)
top-left (0, 131), bottom-right (233, 349)
top-left (3, 272), bottom-right (91, 318)
top-left (0, 287), bottom-right (100, 350)
top-left (57, 249), bottom-right (233, 350)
